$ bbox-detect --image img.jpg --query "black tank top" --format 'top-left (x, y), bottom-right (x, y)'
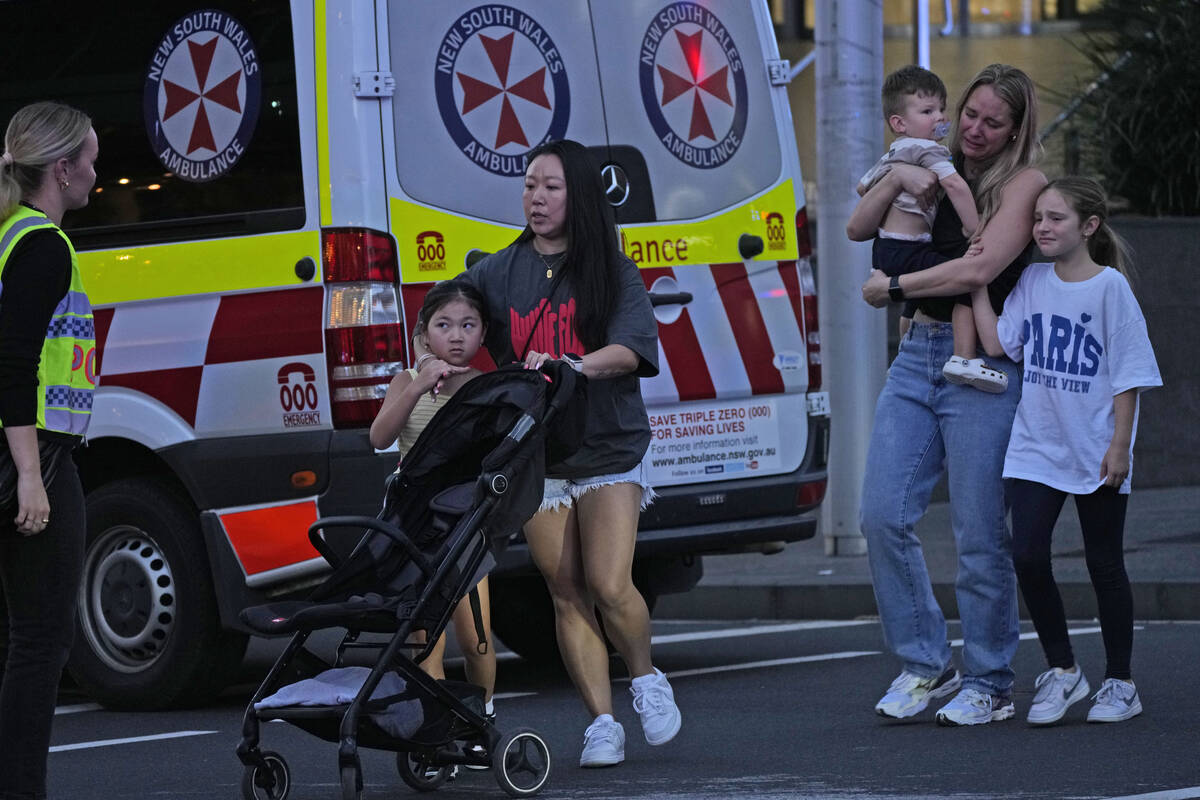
top-left (914, 195), bottom-right (1033, 321)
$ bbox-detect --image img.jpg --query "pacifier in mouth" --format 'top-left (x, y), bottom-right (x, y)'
top-left (933, 121), bottom-right (952, 140)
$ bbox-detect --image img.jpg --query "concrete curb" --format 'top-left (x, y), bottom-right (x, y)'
top-left (656, 582), bottom-right (1200, 621)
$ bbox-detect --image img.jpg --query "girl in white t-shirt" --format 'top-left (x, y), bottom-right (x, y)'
top-left (972, 177), bottom-right (1161, 727)
top-left (369, 280), bottom-right (497, 734)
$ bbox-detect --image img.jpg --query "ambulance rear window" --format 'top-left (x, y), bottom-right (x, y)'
top-left (0, 0), bottom-right (304, 249)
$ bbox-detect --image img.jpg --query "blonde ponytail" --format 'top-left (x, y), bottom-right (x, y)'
top-left (1, 101), bottom-right (92, 219)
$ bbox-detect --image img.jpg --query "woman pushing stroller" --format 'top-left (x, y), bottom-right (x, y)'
top-left (424, 139), bottom-right (681, 768)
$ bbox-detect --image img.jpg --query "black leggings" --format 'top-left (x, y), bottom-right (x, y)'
top-left (0, 458), bottom-right (86, 800)
top-left (1009, 479), bottom-right (1133, 680)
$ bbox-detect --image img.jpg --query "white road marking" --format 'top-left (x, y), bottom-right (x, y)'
top-left (950, 624), bottom-right (1142, 647)
top-left (53, 702), bottom-right (104, 716)
top-left (651, 620), bottom-right (876, 645)
top-left (1104, 790), bottom-right (1200, 800)
top-left (50, 730), bottom-right (217, 753)
top-left (619, 651), bottom-right (881, 682)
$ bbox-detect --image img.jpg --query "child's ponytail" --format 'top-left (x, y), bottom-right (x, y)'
top-left (1042, 176), bottom-right (1137, 285)
top-left (1088, 221), bottom-right (1135, 284)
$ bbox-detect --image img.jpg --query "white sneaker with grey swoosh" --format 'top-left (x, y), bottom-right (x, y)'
top-left (1087, 678), bottom-right (1143, 723)
top-left (1027, 666), bottom-right (1090, 725)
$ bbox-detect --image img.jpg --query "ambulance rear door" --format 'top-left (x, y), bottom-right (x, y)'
top-left (587, 0), bottom-right (815, 490)
top-left (379, 0), bottom-right (609, 330)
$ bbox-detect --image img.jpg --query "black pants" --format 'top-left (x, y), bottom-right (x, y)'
top-left (1009, 478), bottom-right (1133, 680)
top-left (0, 458), bottom-right (85, 800)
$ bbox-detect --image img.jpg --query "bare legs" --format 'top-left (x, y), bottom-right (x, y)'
top-left (524, 482), bottom-right (652, 717)
top-left (418, 576), bottom-right (496, 702)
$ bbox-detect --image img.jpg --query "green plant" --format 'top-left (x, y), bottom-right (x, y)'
top-left (1074, 0), bottom-right (1200, 216)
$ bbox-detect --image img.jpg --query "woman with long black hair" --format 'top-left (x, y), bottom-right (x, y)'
top-left (445, 139), bottom-right (680, 768)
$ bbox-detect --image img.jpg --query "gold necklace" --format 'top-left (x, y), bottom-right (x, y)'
top-left (537, 250), bottom-right (565, 279)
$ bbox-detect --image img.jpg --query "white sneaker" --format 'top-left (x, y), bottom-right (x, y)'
top-left (1027, 667), bottom-right (1090, 725)
top-left (1087, 678), bottom-right (1143, 723)
top-left (943, 356), bottom-right (1008, 393)
top-left (874, 667), bottom-right (961, 719)
top-left (579, 715), bottom-right (625, 768)
top-left (630, 667), bottom-right (682, 745)
top-left (935, 688), bottom-right (1015, 726)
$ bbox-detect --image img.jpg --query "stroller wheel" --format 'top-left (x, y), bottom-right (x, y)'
top-left (241, 751), bottom-right (290, 800)
top-left (396, 751), bottom-right (452, 791)
top-left (340, 763), bottom-right (363, 800)
top-left (492, 728), bottom-right (551, 797)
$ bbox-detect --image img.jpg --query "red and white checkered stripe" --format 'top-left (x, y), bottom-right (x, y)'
top-left (93, 286), bottom-right (328, 439)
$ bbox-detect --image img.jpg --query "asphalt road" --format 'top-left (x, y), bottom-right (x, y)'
top-left (49, 618), bottom-right (1200, 800)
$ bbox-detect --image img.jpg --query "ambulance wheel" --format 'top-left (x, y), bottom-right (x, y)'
top-left (397, 752), bottom-right (450, 791)
top-left (241, 751), bottom-right (290, 800)
top-left (492, 728), bottom-right (551, 797)
top-left (68, 478), bottom-right (248, 709)
top-left (340, 764), bottom-right (363, 800)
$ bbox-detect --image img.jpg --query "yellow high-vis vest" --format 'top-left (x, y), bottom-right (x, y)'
top-left (0, 206), bottom-right (95, 437)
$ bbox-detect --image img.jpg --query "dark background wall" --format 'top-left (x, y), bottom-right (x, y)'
top-left (1112, 217), bottom-right (1198, 488)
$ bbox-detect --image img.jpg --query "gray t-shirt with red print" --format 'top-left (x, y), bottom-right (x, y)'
top-left (462, 241), bottom-right (659, 479)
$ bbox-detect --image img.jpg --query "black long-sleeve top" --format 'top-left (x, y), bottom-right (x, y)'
top-left (0, 217), bottom-right (72, 430)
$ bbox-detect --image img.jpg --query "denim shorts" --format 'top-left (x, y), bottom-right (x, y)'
top-left (539, 462), bottom-right (656, 513)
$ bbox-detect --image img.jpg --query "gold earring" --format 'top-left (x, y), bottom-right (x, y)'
top-left (58, 178), bottom-right (69, 190)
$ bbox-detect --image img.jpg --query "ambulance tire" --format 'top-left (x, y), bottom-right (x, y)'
top-left (488, 575), bottom-right (657, 666)
top-left (68, 478), bottom-right (249, 709)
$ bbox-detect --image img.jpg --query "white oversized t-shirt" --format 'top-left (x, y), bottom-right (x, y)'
top-left (997, 263), bottom-right (1161, 494)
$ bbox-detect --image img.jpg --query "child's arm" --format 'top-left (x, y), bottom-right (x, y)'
top-left (940, 172), bottom-right (980, 236)
top-left (369, 363), bottom-right (451, 449)
top-left (970, 286), bottom-right (1005, 358)
top-left (1100, 389), bottom-right (1137, 488)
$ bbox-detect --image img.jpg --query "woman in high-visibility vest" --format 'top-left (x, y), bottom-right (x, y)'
top-left (0, 101), bottom-right (98, 800)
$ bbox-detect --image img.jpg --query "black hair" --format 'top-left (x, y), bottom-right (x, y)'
top-left (415, 278), bottom-right (488, 336)
top-left (514, 139), bottom-right (618, 352)
top-left (881, 65), bottom-right (947, 121)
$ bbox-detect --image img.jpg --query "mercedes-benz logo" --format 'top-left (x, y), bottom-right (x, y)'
top-left (601, 163), bottom-right (630, 207)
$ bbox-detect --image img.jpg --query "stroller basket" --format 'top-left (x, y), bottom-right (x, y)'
top-left (236, 363), bottom-right (581, 799)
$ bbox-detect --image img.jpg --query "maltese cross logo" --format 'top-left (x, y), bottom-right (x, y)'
top-left (144, 12), bottom-right (261, 183)
top-left (639, 3), bottom-right (748, 169)
top-left (436, 5), bottom-right (570, 177)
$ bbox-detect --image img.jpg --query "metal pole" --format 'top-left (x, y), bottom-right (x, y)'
top-left (815, 0), bottom-right (885, 556)
top-left (914, 0), bottom-right (931, 67)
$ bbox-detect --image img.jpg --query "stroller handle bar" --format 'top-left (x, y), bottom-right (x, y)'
top-left (307, 515), bottom-right (435, 578)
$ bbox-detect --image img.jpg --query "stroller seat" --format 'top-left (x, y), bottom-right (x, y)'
top-left (240, 595), bottom-right (403, 636)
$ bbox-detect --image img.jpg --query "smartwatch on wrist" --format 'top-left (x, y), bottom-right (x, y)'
top-left (888, 275), bottom-right (905, 303)
top-left (562, 353), bottom-right (584, 373)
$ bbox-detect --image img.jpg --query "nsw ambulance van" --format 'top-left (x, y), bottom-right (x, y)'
top-left (0, 0), bottom-right (828, 708)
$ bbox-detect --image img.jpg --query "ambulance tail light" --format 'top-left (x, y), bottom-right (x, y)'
top-left (797, 259), bottom-right (821, 391)
top-left (794, 207), bottom-right (813, 258)
top-left (322, 228), bottom-right (404, 428)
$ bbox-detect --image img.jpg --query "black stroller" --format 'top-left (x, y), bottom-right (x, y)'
top-left (236, 362), bottom-right (581, 799)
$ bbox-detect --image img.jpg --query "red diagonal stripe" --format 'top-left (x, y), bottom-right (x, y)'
top-left (203, 70), bottom-right (242, 113)
top-left (92, 307), bottom-right (115, 381)
top-left (657, 65), bottom-right (693, 107)
top-left (675, 29), bottom-right (704, 81)
top-left (711, 263), bottom-right (785, 395)
top-left (100, 366), bottom-right (203, 428)
top-left (775, 261), bottom-right (806, 334)
top-left (507, 67), bottom-right (550, 109)
top-left (480, 32), bottom-right (515, 86)
top-left (639, 267), bottom-right (715, 402)
top-left (162, 80), bottom-right (200, 121)
top-left (187, 100), bottom-right (217, 154)
top-left (698, 65), bottom-right (732, 105)
top-left (688, 92), bottom-right (716, 141)
top-left (457, 72), bottom-right (503, 114)
top-left (188, 36), bottom-right (219, 91)
top-left (205, 286), bottom-right (325, 364)
top-left (494, 95), bottom-right (528, 149)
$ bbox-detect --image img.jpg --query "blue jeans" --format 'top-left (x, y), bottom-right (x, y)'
top-left (859, 321), bottom-right (1020, 695)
